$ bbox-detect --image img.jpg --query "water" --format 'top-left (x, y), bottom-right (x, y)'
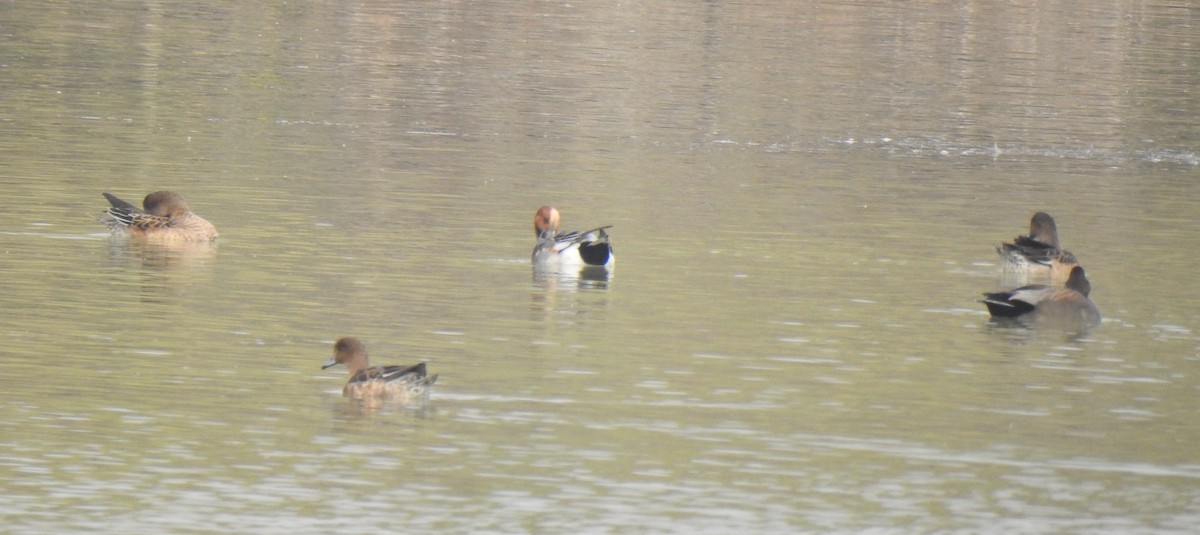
top-left (2, 1), bottom-right (1199, 533)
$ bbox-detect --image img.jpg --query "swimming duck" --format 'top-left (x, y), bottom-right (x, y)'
top-left (982, 266), bottom-right (1101, 327)
top-left (531, 206), bottom-right (614, 269)
top-left (322, 337), bottom-right (437, 402)
top-left (996, 212), bottom-right (1078, 285)
top-left (100, 191), bottom-right (218, 242)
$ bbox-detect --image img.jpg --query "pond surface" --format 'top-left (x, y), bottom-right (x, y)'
top-left (2, 1), bottom-right (1199, 533)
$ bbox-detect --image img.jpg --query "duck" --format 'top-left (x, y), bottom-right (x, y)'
top-left (981, 266), bottom-right (1101, 327)
top-left (100, 191), bottom-right (218, 242)
top-left (321, 337), bottom-right (438, 402)
top-left (996, 212), bottom-right (1078, 285)
top-left (531, 206), bottom-right (614, 269)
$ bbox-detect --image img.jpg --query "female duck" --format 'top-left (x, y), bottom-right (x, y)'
top-left (101, 191), bottom-right (218, 242)
top-left (531, 206), bottom-right (614, 269)
top-left (996, 212), bottom-right (1078, 285)
top-left (982, 266), bottom-right (1101, 327)
top-left (322, 337), bottom-right (437, 402)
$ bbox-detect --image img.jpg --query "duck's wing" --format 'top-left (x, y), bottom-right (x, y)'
top-left (103, 193), bottom-right (141, 212)
top-left (107, 210), bottom-right (175, 230)
top-left (349, 362), bottom-right (432, 386)
top-left (981, 284), bottom-right (1050, 317)
top-left (104, 193), bottom-right (179, 230)
top-left (554, 225), bottom-right (612, 244)
top-left (999, 239), bottom-right (1078, 268)
top-left (555, 226), bottom-right (614, 264)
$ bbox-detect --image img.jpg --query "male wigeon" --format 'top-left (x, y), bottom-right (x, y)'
top-left (100, 191), bottom-right (218, 242)
top-left (321, 337), bottom-right (438, 402)
top-left (981, 266), bottom-right (1101, 327)
top-left (532, 206), bottom-right (614, 269)
top-left (996, 212), bottom-right (1078, 285)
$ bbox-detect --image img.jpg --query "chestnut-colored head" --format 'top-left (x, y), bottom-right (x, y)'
top-left (142, 191), bottom-right (191, 219)
top-left (323, 336), bottom-right (371, 375)
top-left (534, 206), bottom-right (561, 237)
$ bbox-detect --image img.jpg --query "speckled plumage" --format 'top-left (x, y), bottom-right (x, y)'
top-left (101, 191), bottom-right (218, 242)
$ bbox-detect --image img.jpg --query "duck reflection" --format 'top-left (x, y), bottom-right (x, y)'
top-left (530, 265), bottom-right (613, 319)
top-left (107, 238), bottom-right (217, 271)
top-left (325, 395), bottom-right (437, 421)
top-left (532, 264), bottom-right (612, 290)
top-left (105, 239), bottom-right (218, 297)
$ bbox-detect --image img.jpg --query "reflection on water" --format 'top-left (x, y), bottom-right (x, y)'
top-left (983, 317), bottom-right (1102, 346)
top-left (2, 0), bottom-right (1200, 532)
top-left (532, 264), bottom-right (612, 290)
top-left (530, 263), bottom-right (613, 324)
top-left (102, 239), bottom-right (218, 299)
top-left (105, 239), bottom-right (218, 272)
top-left (325, 394), bottom-right (438, 422)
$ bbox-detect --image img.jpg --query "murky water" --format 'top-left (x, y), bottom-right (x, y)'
top-left (2, 1), bottom-right (1199, 532)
